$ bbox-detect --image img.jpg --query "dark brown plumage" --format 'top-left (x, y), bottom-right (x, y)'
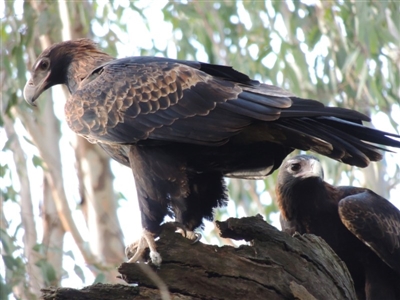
top-left (24, 39), bottom-right (400, 264)
top-left (276, 155), bottom-right (400, 299)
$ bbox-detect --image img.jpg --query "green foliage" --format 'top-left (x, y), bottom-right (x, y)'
top-left (35, 259), bottom-right (57, 286)
top-left (0, 228), bottom-right (26, 299)
top-left (162, 1), bottom-right (399, 114)
top-left (73, 265), bottom-right (85, 283)
top-left (31, 155), bottom-right (44, 169)
top-left (0, 163), bottom-right (17, 202)
top-left (0, 277), bottom-right (13, 300)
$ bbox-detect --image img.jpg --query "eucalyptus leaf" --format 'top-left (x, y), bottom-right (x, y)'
top-left (74, 264), bottom-right (85, 283)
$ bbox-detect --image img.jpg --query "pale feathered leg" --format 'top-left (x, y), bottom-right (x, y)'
top-left (125, 223), bottom-right (201, 266)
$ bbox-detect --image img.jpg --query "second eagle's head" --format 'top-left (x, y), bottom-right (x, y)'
top-left (275, 155), bottom-right (326, 219)
top-left (278, 155), bottom-right (324, 183)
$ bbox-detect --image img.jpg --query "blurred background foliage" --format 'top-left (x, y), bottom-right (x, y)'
top-left (1, 1), bottom-right (399, 299)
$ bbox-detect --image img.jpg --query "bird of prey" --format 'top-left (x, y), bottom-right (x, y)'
top-left (276, 155), bottom-right (400, 299)
top-left (24, 39), bottom-right (400, 265)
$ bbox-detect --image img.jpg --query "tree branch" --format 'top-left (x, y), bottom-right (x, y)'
top-left (41, 216), bottom-right (357, 300)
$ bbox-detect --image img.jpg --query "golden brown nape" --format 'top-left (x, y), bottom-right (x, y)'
top-left (276, 155), bottom-right (400, 299)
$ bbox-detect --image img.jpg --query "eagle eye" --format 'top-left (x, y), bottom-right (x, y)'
top-left (37, 59), bottom-right (50, 71)
top-left (290, 163), bottom-right (301, 172)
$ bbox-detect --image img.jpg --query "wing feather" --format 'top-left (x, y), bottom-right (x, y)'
top-left (338, 190), bottom-right (400, 273)
top-left (237, 91), bottom-right (292, 108)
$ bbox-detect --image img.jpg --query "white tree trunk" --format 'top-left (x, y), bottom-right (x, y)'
top-left (75, 138), bottom-right (125, 281)
top-left (4, 116), bottom-right (42, 298)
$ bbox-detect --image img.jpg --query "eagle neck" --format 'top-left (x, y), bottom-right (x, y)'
top-left (278, 176), bottom-right (332, 221)
top-left (66, 51), bottom-right (113, 94)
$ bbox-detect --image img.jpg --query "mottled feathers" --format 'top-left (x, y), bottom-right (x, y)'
top-left (338, 191), bottom-right (400, 273)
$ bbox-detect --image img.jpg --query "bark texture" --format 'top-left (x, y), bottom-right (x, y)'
top-left (41, 216), bottom-right (357, 300)
top-left (69, 6), bottom-right (126, 279)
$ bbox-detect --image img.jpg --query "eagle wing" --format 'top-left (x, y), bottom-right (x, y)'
top-left (338, 190), bottom-right (400, 273)
top-left (65, 57), bottom-right (291, 145)
top-left (65, 56), bottom-right (400, 167)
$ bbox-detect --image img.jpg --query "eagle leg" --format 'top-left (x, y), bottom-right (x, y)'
top-left (125, 229), bottom-right (162, 266)
top-left (124, 223), bottom-right (201, 265)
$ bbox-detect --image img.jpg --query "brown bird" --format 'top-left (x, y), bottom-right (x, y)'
top-left (276, 155), bottom-right (400, 299)
top-left (24, 39), bottom-right (400, 265)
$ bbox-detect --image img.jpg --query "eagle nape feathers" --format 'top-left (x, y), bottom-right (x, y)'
top-left (24, 39), bottom-right (400, 265)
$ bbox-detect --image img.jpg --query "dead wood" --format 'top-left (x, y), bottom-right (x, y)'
top-left (41, 215), bottom-right (357, 300)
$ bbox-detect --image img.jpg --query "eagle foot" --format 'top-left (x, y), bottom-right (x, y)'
top-left (125, 229), bottom-right (162, 266)
top-left (172, 222), bottom-right (202, 244)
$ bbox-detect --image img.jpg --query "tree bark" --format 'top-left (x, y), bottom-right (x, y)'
top-left (42, 176), bottom-right (65, 286)
top-left (74, 138), bottom-right (125, 266)
top-left (66, 1), bottom-right (126, 281)
top-left (41, 216), bottom-right (357, 300)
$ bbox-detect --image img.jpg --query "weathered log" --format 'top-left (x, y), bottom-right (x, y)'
top-left (41, 215), bottom-right (357, 300)
top-left (41, 283), bottom-right (139, 300)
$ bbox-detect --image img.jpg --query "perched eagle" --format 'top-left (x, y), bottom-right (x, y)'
top-left (24, 39), bottom-right (400, 265)
top-left (276, 155), bottom-right (400, 299)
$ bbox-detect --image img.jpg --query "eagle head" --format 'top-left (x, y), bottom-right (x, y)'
top-left (24, 39), bottom-right (107, 106)
top-left (279, 154), bottom-right (324, 182)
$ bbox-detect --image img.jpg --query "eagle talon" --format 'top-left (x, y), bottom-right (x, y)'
top-left (191, 232), bottom-right (202, 244)
top-left (172, 222), bottom-right (187, 237)
top-left (149, 251), bottom-right (162, 266)
top-left (174, 223), bottom-right (202, 243)
top-left (125, 229), bottom-right (162, 266)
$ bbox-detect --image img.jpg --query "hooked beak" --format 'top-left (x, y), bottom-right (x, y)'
top-left (23, 72), bottom-right (50, 107)
top-left (297, 158), bottom-right (324, 179)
